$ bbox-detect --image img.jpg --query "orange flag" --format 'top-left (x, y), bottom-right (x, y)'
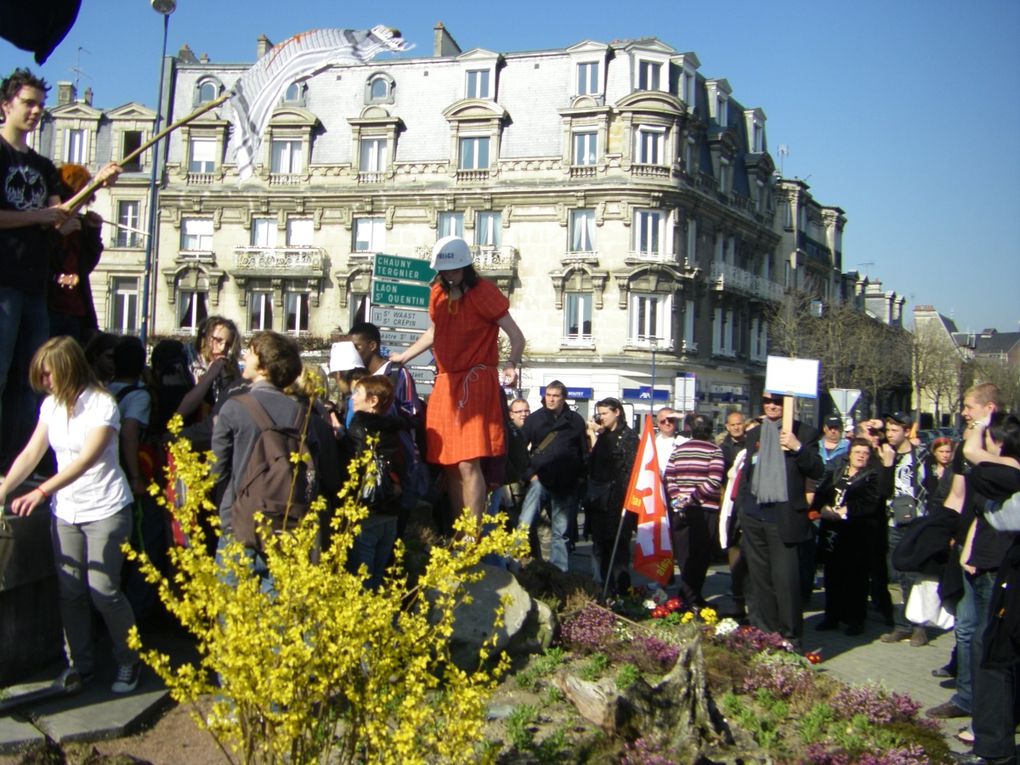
top-left (623, 414), bottom-right (674, 584)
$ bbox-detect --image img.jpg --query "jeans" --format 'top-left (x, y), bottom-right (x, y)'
top-left (0, 286), bottom-right (49, 466)
top-left (52, 506), bottom-right (138, 671)
top-left (967, 571), bottom-right (1016, 759)
top-left (350, 514), bottom-right (398, 590)
top-left (518, 479), bottom-right (574, 572)
top-left (949, 571), bottom-right (985, 714)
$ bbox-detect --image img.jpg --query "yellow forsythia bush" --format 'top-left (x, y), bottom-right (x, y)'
top-left (125, 414), bottom-right (525, 765)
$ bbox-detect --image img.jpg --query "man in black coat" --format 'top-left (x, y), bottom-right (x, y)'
top-left (737, 394), bottom-right (824, 646)
top-left (518, 380), bottom-right (587, 572)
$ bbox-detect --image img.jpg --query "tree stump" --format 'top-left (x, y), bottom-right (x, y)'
top-left (554, 633), bottom-right (728, 760)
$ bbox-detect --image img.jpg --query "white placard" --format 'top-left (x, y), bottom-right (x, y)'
top-left (764, 356), bottom-right (819, 399)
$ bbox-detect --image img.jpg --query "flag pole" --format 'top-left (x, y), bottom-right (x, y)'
top-left (62, 92), bottom-right (230, 214)
top-left (600, 506), bottom-right (630, 602)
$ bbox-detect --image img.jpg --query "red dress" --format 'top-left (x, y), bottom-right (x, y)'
top-left (426, 278), bottom-right (509, 465)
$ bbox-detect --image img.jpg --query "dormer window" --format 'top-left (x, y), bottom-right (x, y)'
top-left (637, 60), bottom-right (661, 91)
top-left (706, 79), bottom-right (732, 128)
top-left (364, 72), bottom-right (395, 105)
top-left (576, 62), bottom-right (598, 96)
top-left (195, 79), bottom-right (222, 106)
top-left (466, 69), bottom-right (490, 99)
top-left (64, 128), bottom-right (88, 163)
top-left (283, 82), bottom-right (307, 106)
top-left (744, 108), bottom-right (766, 153)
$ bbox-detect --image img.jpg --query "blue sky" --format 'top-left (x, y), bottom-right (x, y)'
top-left (4, 0), bottom-right (1018, 333)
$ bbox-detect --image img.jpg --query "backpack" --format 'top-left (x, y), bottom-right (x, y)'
top-left (231, 393), bottom-right (315, 551)
top-left (114, 382), bottom-right (164, 484)
top-left (385, 363), bottom-right (430, 497)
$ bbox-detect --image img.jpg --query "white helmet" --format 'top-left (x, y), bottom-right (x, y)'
top-left (430, 235), bottom-right (473, 271)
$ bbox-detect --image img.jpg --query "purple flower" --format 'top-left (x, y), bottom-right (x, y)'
top-left (561, 604), bottom-right (616, 652)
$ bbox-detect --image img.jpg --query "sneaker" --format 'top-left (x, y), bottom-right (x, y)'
top-left (879, 627), bottom-right (912, 643)
top-left (57, 666), bottom-right (95, 694)
top-left (111, 662), bottom-right (141, 694)
top-left (909, 627), bottom-right (929, 647)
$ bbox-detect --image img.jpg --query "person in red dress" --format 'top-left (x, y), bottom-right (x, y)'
top-left (390, 236), bottom-right (525, 531)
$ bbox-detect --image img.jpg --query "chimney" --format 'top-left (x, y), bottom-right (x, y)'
top-left (57, 81), bottom-right (76, 105)
top-left (177, 44), bottom-right (197, 64)
top-left (256, 34), bottom-right (273, 59)
top-left (432, 22), bottom-right (461, 58)
top-left (199, 52), bottom-right (210, 63)
top-left (83, 87), bottom-right (93, 106)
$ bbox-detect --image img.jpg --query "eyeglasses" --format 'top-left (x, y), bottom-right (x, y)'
top-left (657, 419), bottom-right (675, 425)
top-left (762, 398), bottom-right (784, 406)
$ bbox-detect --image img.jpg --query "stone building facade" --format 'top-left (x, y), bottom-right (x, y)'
top-left (36, 23), bottom-right (851, 423)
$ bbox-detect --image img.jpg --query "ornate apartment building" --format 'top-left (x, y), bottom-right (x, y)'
top-left (33, 23), bottom-right (855, 421)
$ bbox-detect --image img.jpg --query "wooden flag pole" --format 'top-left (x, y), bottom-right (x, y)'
top-left (62, 92), bottom-right (231, 214)
top-left (782, 395), bottom-right (794, 436)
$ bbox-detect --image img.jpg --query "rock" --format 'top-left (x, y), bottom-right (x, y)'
top-left (505, 597), bottom-right (560, 658)
top-left (450, 564), bottom-right (532, 670)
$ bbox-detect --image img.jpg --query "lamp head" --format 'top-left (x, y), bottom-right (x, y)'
top-left (151, 0), bottom-right (177, 15)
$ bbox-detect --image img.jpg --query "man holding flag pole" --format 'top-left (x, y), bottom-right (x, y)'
top-left (601, 413), bottom-right (675, 600)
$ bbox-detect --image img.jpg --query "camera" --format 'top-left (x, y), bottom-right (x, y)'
top-left (593, 413), bottom-right (602, 424)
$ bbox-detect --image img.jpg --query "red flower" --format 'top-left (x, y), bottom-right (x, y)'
top-left (666, 597), bottom-right (683, 612)
top-left (805, 651), bottom-right (823, 665)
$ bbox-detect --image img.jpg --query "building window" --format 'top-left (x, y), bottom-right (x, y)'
top-left (65, 128), bottom-right (87, 163)
top-left (177, 289), bottom-right (208, 331)
top-left (121, 131), bottom-right (143, 172)
top-left (181, 218), bottom-right (213, 251)
top-left (116, 201), bottom-right (141, 248)
top-left (251, 217), bottom-right (276, 247)
top-left (751, 121), bottom-right (764, 153)
top-left (718, 157), bottom-right (731, 194)
top-left (459, 136), bottom-right (490, 170)
top-left (249, 291), bottom-right (274, 331)
top-left (197, 81), bottom-right (218, 104)
top-left (684, 135), bottom-right (697, 174)
top-left (635, 126), bottom-right (664, 165)
top-left (629, 293), bottom-right (671, 345)
top-left (364, 73), bottom-right (395, 104)
top-left (634, 210), bottom-right (662, 257)
top-left (637, 60), bottom-right (661, 91)
top-left (570, 209), bottom-right (595, 253)
top-left (437, 212), bottom-right (464, 239)
top-left (359, 136), bottom-right (387, 174)
top-left (475, 212), bottom-right (501, 247)
top-left (283, 82), bottom-right (303, 104)
top-left (285, 291), bottom-right (309, 334)
top-left (572, 131), bottom-right (597, 166)
top-left (354, 217), bottom-right (385, 252)
top-left (270, 139), bottom-right (303, 174)
top-left (680, 71), bottom-right (695, 106)
top-left (576, 62), bottom-right (598, 96)
top-left (564, 293), bottom-right (593, 343)
top-left (109, 277), bottom-right (138, 334)
top-left (465, 69), bottom-right (490, 99)
top-left (712, 306), bottom-right (735, 356)
top-left (716, 95), bottom-right (728, 127)
top-left (683, 299), bottom-right (696, 351)
top-left (287, 218), bottom-right (314, 247)
top-left (685, 217), bottom-right (697, 263)
top-left (188, 138), bottom-right (216, 174)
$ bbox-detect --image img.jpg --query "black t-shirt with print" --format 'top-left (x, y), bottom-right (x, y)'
top-left (0, 136), bottom-right (60, 294)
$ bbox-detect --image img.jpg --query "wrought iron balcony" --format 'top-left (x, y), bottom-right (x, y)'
top-left (233, 246), bottom-right (324, 272)
top-left (709, 263), bottom-right (785, 303)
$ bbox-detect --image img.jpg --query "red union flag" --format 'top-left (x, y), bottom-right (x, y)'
top-left (623, 415), bottom-right (674, 584)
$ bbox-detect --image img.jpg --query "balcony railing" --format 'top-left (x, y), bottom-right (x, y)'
top-left (710, 263), bottom-right (785, 302)
top-left (630, 163), bottom-right (671, 178)
top-left (629, 249), bottom-right (677, 264)
top-left (358, 171), bottom-right (385, 184)
top-left (186, 172), bottom-right (216, 185)
top-left (176, 249), bottom-right (216, 264)
top-left (455, 169), bottom-right (490, 182)
top-left (470, 244), bottom-right (516, 270)
top-left (569, 165), bottom-right (597, 179)
top-left (233, 246), bottom-right (324, 271)
top-left (268, 173), bottom-right (304, 186)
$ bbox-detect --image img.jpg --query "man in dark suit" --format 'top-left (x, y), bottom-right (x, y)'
top-left (737, 393), bottom-right (824, 647)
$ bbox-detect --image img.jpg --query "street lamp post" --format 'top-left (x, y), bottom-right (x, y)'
top-left (139, 0), bottom-right (177, 345)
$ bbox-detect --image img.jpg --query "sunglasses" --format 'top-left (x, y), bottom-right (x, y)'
top-left (761, 398), bottom-right (784, 405)
top-left (657, 418), bottom-right (676, 425)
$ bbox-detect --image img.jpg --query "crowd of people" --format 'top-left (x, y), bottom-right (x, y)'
top-left (0, 67), bottom-right (1016, 763)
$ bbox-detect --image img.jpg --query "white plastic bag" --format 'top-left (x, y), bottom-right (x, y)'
top-left (905, 578), bottom-right (954, 630)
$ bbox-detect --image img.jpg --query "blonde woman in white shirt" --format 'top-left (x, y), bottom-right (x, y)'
top-left (0, 336), bottom-right (139, 694)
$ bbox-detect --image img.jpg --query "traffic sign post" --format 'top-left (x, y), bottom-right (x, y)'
top-left (373, 254), bottom-right (436, 284)
top-left (371, 280), bottom-right (430, 309)
top-left (370, 306), bottom-right (431, 331)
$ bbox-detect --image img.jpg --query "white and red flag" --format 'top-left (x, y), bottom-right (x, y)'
top-left (623, 415), bottom-right (674, 584)
top-left (228, 26), bottom-right (411, 180)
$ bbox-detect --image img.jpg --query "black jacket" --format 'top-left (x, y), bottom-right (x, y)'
top-left (521, 405), bottom-right (587, 494)
top-left (737, 419), bottom-right (825, 544)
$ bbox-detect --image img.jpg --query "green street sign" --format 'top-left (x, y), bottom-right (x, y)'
top-left (371, 279), bottom-right (431, 309)
top-left (373, 254), bottom-right (436, 283)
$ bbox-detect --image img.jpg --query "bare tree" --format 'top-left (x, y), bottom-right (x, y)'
top-left (911, 322), bottom-right (965, 425)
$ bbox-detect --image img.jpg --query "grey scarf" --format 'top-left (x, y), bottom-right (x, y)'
top-left (751, 418), bottom-right (788, 504)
